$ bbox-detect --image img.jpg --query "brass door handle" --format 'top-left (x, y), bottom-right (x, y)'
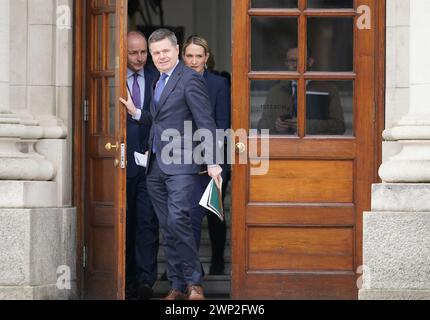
top-left (235, 142), bottom-right (246, 154)
top-left (105, 142), bottom-right (118, 151)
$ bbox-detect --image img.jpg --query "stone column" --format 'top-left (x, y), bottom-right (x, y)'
top-left (0, 0), bottom-right (10, 111)
top-left (360, 0), bottom-right (430, 300)
top-left (0, 0), bottom-right (76, 300)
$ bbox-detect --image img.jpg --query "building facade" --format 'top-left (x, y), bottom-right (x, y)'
top-left (0, 0), bottom-right (428, 299)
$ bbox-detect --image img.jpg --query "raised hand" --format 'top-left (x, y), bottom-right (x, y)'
top-left (119, 91), bottom-right (138, 117)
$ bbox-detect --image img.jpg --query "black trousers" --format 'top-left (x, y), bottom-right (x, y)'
top-left (126, 170), bottom-right (159, 287)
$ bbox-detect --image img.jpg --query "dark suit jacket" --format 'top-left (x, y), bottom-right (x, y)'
top-left (203, 70), bottom-right (231, 132)
top-left (145, 61), bottom-right (219, 175)
top-left (126, 64), bottom-right (158, 178)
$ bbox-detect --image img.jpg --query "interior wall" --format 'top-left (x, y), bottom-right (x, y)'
top-left (129, 0), bottom-right (232, 73)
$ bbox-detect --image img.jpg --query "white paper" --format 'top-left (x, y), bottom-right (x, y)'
top-left (199, 178), bottom-right (224, 221)
top-left (199, 180), bottom-right (212, 209)
top-left (134, 151), bottom-right (148, 167)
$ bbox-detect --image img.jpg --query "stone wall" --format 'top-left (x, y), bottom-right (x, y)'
top-left (0, 0), bottom-right (77, 300)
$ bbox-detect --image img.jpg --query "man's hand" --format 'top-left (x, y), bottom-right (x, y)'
top-left (119, 91), bottom-right (138, 117)
top-left (275, 116), bottom-right (297, 133)
top-left (208, 165), bottom-right (223, 190)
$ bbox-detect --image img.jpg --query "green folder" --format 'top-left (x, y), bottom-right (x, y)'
top-left (199, 179), bottom-right (224, 222)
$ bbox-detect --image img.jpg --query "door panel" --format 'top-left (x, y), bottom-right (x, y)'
top-left (84, 0), bottom-right (127, 300)
top-left (232, 0), bottom-right (377, 299)
top-left (249, 160), bottom-right (354, 203)
top-left (249, 227), bottom-right (354, 271)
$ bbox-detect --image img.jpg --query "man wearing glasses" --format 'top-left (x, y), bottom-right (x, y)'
top-left (258, 46), bottom-right (346, 135)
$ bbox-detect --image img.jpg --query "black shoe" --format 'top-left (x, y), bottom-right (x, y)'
top-left (138, 283), bottom-right (154, 300)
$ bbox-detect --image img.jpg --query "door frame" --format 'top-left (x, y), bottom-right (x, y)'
top-left (73, 0), bottom-right (386, 299)
top-left (73, 0), bottom-right (86, 299)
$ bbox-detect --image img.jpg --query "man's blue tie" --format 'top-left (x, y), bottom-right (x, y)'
top-left (132, 73), bottom-right (142, 109)
top-left (153, 73), bottom-right (168, 105)
top-left (152, 73), bottom-right (168, 154)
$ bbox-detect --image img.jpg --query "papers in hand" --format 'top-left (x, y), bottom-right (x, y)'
top-left (199, 178), bottom-right (224, 222)
top-left (134, 151), bottom-right (148, 167)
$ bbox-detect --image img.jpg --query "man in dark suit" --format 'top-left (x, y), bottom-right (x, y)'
top-left (123, 31), bottom-right (159, 300)
top-left (121, 29), bottom-right (222, 300)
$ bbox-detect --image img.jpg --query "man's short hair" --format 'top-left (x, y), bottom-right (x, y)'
top-left (148, 28), bottom-right (178, 48)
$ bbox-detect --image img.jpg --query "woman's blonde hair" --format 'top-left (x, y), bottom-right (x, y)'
top-left (182, 35), bottom-right (210, 56)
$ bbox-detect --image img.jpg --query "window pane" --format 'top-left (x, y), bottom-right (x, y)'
top-left (251, 17), bottom-right (298, 71)
top-left (251, 0), bottom-right (298, 8)
top-left (96, 15), bottom-right (103, 69)
top-left (307, 18), bottom-right (353, 72)
top-left (307, 0), bottom-right (353, 8)
top-left (305, 81), bottom-right (353, 136)
top-left (93, 77), bottom-right (103, 134)
top-left (108, 77), bottom-right (116, 135)
top-left (251, 80), bottom-right (298, 136)
top-left (109, 13), bottom-right (117, 70)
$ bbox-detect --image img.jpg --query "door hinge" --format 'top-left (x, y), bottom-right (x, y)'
top-left (83, 100), bottom-right (89, 122)
top-left (82, 245), bottom-right (88, 269)
top-left (120, 143), bottom-right (126, 169)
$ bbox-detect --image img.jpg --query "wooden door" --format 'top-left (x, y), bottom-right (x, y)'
top-left (231, 0), bottom-right (380, 299)
top-left (83, 0), bottom-right (128, 300)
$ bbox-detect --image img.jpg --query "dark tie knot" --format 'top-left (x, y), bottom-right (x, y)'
top-left (133, 73), bottom-right (139, 80)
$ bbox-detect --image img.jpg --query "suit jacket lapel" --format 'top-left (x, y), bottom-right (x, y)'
top-left (153, 62), bottom-right (183, 120)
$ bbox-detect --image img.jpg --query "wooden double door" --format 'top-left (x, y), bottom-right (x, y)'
top-left (76, 0), bottom-right (382, 299)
